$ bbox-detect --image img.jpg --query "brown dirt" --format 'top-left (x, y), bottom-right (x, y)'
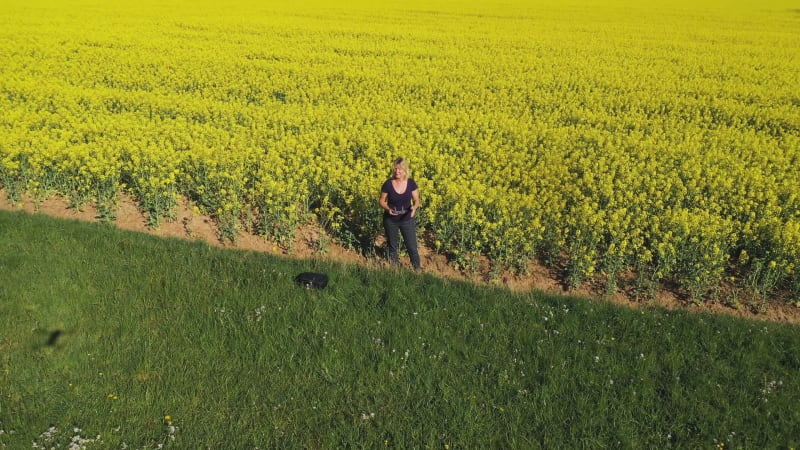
top-left (2, 190), bottom-right (798, 325)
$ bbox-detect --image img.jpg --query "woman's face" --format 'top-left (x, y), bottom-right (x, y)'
top-left (393, 164), bottom-right (407, 179)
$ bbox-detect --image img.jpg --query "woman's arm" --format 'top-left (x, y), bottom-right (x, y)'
top-left (411, 189), bottom-right (420, 217)
top-left (379, 192), bottom-right (396, 215)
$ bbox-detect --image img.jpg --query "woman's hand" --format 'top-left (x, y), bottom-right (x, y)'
top-left (411, 189), bottom-right (421, 217)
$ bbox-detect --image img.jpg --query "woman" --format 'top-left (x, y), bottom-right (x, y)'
top-left (379, 157), bottom-right (421, 270)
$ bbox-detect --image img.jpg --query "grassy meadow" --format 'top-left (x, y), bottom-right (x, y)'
top-left (1, 210), bottom-right (799, 448)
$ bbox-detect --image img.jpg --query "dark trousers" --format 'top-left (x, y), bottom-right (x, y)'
top-left (383, 215), bottom-right (421, 269)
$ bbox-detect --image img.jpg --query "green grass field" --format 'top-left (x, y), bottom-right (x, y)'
top-left (1, 209), bottom-right (799, 449)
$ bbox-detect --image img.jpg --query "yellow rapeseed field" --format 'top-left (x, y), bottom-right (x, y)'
top-left (1, 0), bottom-right (798, 300)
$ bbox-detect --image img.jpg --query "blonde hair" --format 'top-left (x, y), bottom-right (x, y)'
top-left (392, 157), bottom-right (410, 179)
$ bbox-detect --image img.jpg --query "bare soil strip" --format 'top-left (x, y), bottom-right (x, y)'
top-left (2, 191), bottom-right (797, 324)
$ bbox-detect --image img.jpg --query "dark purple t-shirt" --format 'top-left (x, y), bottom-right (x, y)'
top-left (381, 178), bottom-right (418, 219)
